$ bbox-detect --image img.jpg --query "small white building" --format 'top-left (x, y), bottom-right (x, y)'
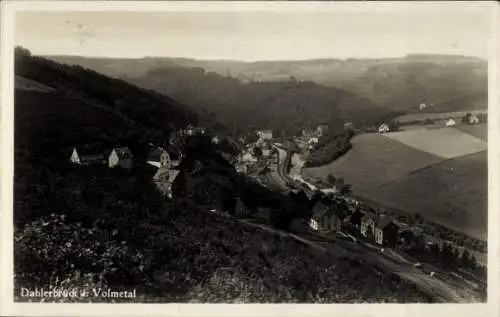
top-left (378, 124), bottom-right (390, 134)
top-left (147, 147), bottom-right (172, 169)
top-left (108, 147), bottom-right (133, 169)
top-left (257, 130), bottom-right (273, 140)
top-left (445, 118), bottom-right (456, 127)
top-left (308, 137), bottom-right (319, 145)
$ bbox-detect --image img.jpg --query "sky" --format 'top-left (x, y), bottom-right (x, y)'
top-left (14, 5), bottom-right (492, 61)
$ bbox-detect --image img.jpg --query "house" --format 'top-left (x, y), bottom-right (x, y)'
top-left (378, 124), bottom-right (390, 134)
top-left (257, 130), bottom-right (273, 140)
top-left (212, 136), bottom-right (220, 144)
top-left (302, 128), bottom-right (316, 138)
top-left (309, 200), bottom-right (345, 232)
top-left (419, 103), bottom-right (427, 111)
top-left (147, 147), bottom-right (172, 169)
top-left (262, 148), bottom-right (271, 158)
top-left (374, 216), bottom-right (399, 247)
top-left (445, 118), bottom-right (456, 127)
top-left (468, 114), bottom-right (479, 125)
top-left (308, 137), bottom-right (319, 145)
top-left (399, 229), bottom-right (426, 250)
top-left (69, 147), bottom-right (105, 165)
top-left (235, 163), bottom-right (248, 174)
top-left (153, 168), bottom-right (180, 198)
top-left (108, 147), bottom-right (133, 169)
top-left (349, 209), bottom-right (365, 228)
top-left (316, 125), bottom-right (329, 137)
top-left (344, 122), bottom-right (354, 131)
top-left (360, 214), bottom-right (377, 239)
top-left (234, 198), bottom-right (251, 218)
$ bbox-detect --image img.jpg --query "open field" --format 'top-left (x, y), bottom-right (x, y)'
top-left (359, 151), bottom-right (487, 241)
top-left (382, 128), bottom-right (487, 159)
top-left (302, 133), bottom-right (444, 192)
top-left (395, 110), bottom-right (487, 124)
top-left (455, 124), bottom-right (487, 142)
top-left (302, 126), bottom-right (488, 240)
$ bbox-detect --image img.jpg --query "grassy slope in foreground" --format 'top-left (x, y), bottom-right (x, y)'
top-left (302, 133), bottom-right (444, 192)
top-left (361, 151), bottom-right (487, 241)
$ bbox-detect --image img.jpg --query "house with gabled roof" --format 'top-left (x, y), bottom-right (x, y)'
top-left (309, 200), bottom-right (346, 233)
top-left (361, 213), bottom-right (399, 247)
top-left (374, 215), bottom-right (399, 247)
top-left (69, 147), bottom-right (106, 166)
top-left (108, 147), bottom-right (133, 169)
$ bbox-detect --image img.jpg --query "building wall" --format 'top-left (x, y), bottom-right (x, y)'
top-left (160, 152), bottom-right (171, 169)
top-left (108, 150), bottom-right (120, 168)
top-left (70, 149), bottom-right (80, 164)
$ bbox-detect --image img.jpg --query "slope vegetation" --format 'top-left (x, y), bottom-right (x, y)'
top-left (48, 54), bottom-right (487, 115)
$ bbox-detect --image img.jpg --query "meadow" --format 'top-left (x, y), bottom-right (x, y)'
top-left (302, 133), bottom-right (443, 192)
top-left (383, 127), bottom-right (487, 159)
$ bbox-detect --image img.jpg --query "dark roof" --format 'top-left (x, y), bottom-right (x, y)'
top-left (113, 147), bottom-right (133, 159)
top-left (312, 200), bottom-right (346, 220)
top-left (147, 147), bottom-right (165, 161)
top-left (361, 214), bottom-right (396, 228)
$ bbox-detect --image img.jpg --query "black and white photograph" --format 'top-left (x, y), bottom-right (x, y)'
top-left (1, 1), bottom-right (499, 316)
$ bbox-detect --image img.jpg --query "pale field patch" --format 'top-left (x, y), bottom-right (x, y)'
top-left (382, 128), bottom-right (487, 159)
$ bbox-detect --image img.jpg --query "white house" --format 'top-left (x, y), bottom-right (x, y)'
top-left (262, 148), bottom-right (271, 158)
top-left (308, 137), bottom-right (319, 145)
top-left (257, 130), bottom-right (273, 140)
top-left (378, 124), bottom-right (390, 134)
top-left (419, 103), bottom-right (427, 111)
top-left (108, 147), bottom-right (133, 169)
top-left (468, 115), bottom-right (480, 125)
top-left (445, 118), bottom-right (456, 127)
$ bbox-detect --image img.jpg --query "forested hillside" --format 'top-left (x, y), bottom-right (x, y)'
top-left (48, 54), bottom-right (487, 118)
top-left (122, 67), bottom-right (395, 135)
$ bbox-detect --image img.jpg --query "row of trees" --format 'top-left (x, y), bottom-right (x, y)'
top-left (305, 129), bottom-right (355, 167)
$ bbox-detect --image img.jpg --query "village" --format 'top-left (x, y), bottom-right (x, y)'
top-left (68, 110), bottom-right (485, 277)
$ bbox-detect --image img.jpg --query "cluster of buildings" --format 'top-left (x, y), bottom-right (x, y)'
top-left (70, 146), bottom-right (134, 169)
top-left (235, 130), bottom-right (280, 175)
top-left (308, 194), bottom-right (424, 248)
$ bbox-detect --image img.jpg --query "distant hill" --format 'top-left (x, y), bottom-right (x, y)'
top-left (47, 54), bottom-right (487, 116)
top-left (122, 68), bottom-right (397, 135)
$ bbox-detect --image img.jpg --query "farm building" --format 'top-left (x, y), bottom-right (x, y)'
top-left (378, 124), bottom-right (390, 134)
top-left (108, 147), bottom-right (133, 169)
top-left (309, 200), bottom-right (346, 232)
top-left (360, 214), bottom-right (377, 239)
top-left (69, 147), bottom-right (105, 165)
top-left (349, 209), bottom-right (365, 228)
top-left (374, 216), bottom-right (400, 247)
top-left (446, 118), bottom-right (456, 127)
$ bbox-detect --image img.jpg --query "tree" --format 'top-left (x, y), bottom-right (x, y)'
top-left (339, 184), bottom-right (352, 196)
top-left (389, 120), bottom-right (400, 131)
